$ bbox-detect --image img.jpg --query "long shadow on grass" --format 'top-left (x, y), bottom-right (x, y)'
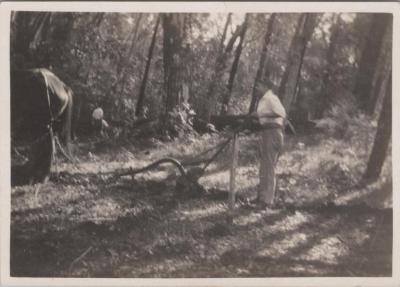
top-left (222, 208), bottom-right (391, 277)
top-left (10, 170), bottom-right (209, 277)
top-left (11, 166), bottom-right (392, 277)
top-left (164, 203), bottom-right (392, 277)
top-left (144, 210), bottom-right (323, 277)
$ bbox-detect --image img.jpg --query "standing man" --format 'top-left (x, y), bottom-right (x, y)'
top-left (252, 83), bottom-right (286, 208)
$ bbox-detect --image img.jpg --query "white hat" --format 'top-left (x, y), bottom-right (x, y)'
top-left (92, 107), bottom-right (104, 120)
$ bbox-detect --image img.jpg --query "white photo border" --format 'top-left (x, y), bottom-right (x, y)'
top-left (0, 2), bottom-right (399, 286)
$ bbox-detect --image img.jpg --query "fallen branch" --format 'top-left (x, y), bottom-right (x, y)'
top-left (68, 246), bottom-right (93, 275)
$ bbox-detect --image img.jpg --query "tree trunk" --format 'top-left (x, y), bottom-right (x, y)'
top-left (367, 59), bottom-right (390, 116)
top-left (353, 14), bottom-right (391, 112)
top-left (363, 72), bottom-right (392, 182)
top-left (278, 14), bottom-right (305, 105)
top-left (248, 14), bottom-right (276, 114)
top-left (202, 13), bottom-right (231, 121)
top-left (13, 12), bottom-right (29, 56)
top-left (116, 14), bottom-right (143, 95)
top-left (220, 14), bottom-right (250, 115)
top-left (316, 14), bottom-right (341, 119)
top-left (162, 13), bottom-right (185, 113)
top-left (219, 14), bottom-right (232, 56)
top-left (13, 12), bottom-right (51, 62)
top-left (136, 15), bottom-right (160, 117)
top-left (203, 18), bottom-right (242, 121)
top-left (278, 13), bottom-right (318, 112)
top-left (367, 23), bottom-right (392, 116)
top-left (30, 12), bottom-right (51, 49)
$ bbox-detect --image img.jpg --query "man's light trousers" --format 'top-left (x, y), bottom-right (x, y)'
top-left (258, 128), bottom-right (284, 204)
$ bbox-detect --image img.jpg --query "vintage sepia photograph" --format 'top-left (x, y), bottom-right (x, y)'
top-left (1, 1), bottom-right (398, 285)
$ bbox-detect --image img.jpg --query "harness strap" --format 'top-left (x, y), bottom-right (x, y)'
top-left (200, 137), bottom-right (232, 173)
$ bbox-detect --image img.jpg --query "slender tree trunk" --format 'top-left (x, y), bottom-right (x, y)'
top-left (368, 61), bottom-right (390, 116)
top-left (278, 13), bottom-right (318, 112)
top-left (202, 13), bottom-right (231, 121)
top-left (14, 12), bottom-right (50, 60)
top-left (30, 12), bottom-right (51, 49)
top-left (220, 14), bottom-right (250, 115)
top-left (204, 19), bottom-right (243, 121)
top-left (116, 14), bottom-right (143, 95)
top-left (278, 14), bottom-right (305, 103)
top-left (136, 15), bottom-right (160, 117)
top-left (316, 14), bottom-right (341, 119)
top-left (367, 24), bottom-right (392, 116)
top-left (354, 14), bottom-right (391, 112)
top-left (219, 14), bottom-right (232, 56)
top-left (162, 13), bottom-right (185, 113)
top-left (363, 72), bottom-right (392, 182)
top-left (248, 14), bottom-right (276, 114)
top-left (14, 12), bottom-right (30, 56)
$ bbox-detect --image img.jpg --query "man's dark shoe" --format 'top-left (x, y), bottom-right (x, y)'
top-left (255, 202), bottom-right (274, 210)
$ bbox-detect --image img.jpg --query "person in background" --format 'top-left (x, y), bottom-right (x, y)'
top-left (91, 107), bottom-right (109, 136)
top-left (251, 83), bottom-right (286, 208)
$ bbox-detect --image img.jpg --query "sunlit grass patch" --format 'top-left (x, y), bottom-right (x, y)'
top-left (178, 203), bottom-right (226, 221)
top-left (257, 232), bottom-right (309, 258)
top-left (268, 211), bottom-right (313, 233)
top-left (301, 235), bottom-right (350, 265)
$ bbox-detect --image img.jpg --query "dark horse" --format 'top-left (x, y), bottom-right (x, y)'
top-left (11, 68), bottom-right (73, 185)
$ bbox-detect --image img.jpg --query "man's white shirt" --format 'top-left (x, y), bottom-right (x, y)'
top-left (256, 90), bottom-right (286, 127)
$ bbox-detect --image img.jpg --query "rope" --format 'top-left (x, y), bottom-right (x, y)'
top-left (40, 70), bottom-right (55, 129)
top-left (200, 137), bottom-right (232, 173)
top-left (182, 138), bottom-right (232, 166)
top-left (54, 135), bottom-right (77, 163)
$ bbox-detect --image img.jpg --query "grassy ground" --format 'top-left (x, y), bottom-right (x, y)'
top-left (10, 125), bottom-right (392, 277)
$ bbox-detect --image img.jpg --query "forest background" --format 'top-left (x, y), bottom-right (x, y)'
top-left (7, 10), bottom-right (395, 277)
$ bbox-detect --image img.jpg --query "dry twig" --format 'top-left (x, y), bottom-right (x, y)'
top-left (68, 246), bottom-right (93, 275)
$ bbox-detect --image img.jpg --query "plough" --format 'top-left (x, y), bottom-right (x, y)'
top-left (110, 116), bottom-right (290, 200)
top-left (112, 137), bottom-right (233, 198)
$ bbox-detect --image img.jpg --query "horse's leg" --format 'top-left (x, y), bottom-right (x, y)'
top-left (56, 91), bottom-right (73, 156)
top-left (72, 93), bottom-right (81, 141)
top-left (30, 131), bottom-right (54, 184)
